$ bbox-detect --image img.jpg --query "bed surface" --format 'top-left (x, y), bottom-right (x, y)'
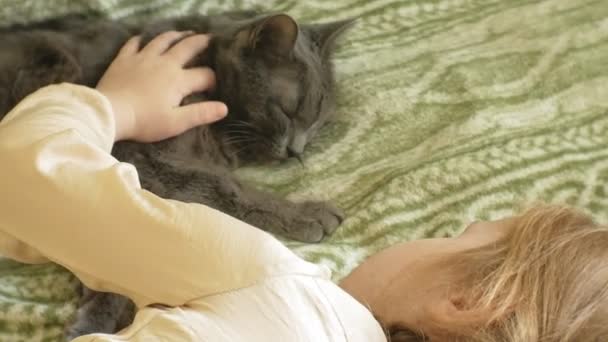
top-left (1, 0), bottom-right (607, 340)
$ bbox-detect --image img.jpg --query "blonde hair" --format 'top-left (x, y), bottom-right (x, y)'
top-left (387, 204), bottom-right (608, 341)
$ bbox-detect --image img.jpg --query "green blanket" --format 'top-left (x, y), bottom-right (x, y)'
top-left (1, 0), bottom-right (607, 340)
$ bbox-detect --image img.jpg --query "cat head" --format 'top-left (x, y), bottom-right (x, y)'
top-left (209, 14), bottom-right (354, 163)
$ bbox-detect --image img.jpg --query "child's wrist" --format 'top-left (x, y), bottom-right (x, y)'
top-left (97, 87), bottom-right (135, 142)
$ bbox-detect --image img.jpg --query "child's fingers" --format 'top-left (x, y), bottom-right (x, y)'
top-left (117, 36), bottom-right (141, 57)
top-left (141, 31), bottom-right (190, 55)
top-left (166, 34), bottom-right (211, 65)
top-left (182, 67), bottom-right (216, 94)
top-left (170, 101), bottom-right (228, 136)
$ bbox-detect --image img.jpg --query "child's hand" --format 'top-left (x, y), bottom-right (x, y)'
top-left (96, 32), bottom-right (227, 142)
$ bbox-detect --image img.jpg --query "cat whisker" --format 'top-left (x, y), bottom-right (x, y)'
top-left (228, 122), bottom-right (278, 144)
top-left (224, 132), bottom-right (261, 143)
top-left (230, 145), bottom-right (253, 158)
top-left (224, 138), bottom-right (257, 146)
top-left (224, 136), bottom-right (255, 142)
top-left (225, 131), bottom-right (256, 138)
top-left (236, 131), bottom-right (274, 146)
top-left (229, 120), bottom-right (259, 129)
top-left (226, 130), bottom-right (259, 136)
top-left (227, 122), bottom-right (260, 132)
top-left (229, 122), bottom-right (273, 137)
top-left (228, 121), bottom-right (282, 152)
top-left (226, 128), bottom-right (267, 137)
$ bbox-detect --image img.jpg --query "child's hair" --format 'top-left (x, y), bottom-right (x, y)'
top-left (386, 204), bottom-right (608, 341)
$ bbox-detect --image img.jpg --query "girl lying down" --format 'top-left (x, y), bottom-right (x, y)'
top-left (0, 33), bottom-right (605, 342)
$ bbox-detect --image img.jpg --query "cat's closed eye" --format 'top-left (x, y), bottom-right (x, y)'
top-left (276, 102), bottom-right (293, 118)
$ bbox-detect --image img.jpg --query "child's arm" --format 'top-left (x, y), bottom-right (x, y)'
top-left (0, 34), bottom-right (325, 308)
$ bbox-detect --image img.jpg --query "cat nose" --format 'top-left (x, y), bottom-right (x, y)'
top-left (289, 134), bottom-right (307, 156)
top-left (287, 147), bottom-right (300, 158)
top-left (287, 147), bottom-right (304, 165)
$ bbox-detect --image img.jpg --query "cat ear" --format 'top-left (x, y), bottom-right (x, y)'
top-left (246, 14), bottom-right (299, 59)
top-left (308, 18), bottom-right (357, 55)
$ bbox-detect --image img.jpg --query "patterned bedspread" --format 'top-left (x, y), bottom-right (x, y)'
top-left (1, 0), bottom-right (607, 340)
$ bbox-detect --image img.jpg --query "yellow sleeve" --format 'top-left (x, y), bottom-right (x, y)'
top-left (0, 84), bottom-right (325, 308)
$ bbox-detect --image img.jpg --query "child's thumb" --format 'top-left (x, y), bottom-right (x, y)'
top-left (173, 101), bottom-right (228, 135)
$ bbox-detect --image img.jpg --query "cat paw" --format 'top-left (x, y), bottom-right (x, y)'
top-left (286, 201), bottom-right (345, 243)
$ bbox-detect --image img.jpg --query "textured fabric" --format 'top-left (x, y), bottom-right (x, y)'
top-left (0, 84), bottom-right (385, 342)
top-left (0, 0), bottom-right (607, 341)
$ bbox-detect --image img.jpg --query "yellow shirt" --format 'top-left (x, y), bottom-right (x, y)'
top-left (0, 84), bottom-right (385, 341)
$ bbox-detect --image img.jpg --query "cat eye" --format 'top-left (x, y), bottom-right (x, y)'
top-left (280, 106), bottom-right (293, 118)
top-left (271, 101), bottom-right (293, 119)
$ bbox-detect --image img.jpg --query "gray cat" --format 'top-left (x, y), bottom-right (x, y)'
top-left (0, 11), bottom-right (353, 340)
